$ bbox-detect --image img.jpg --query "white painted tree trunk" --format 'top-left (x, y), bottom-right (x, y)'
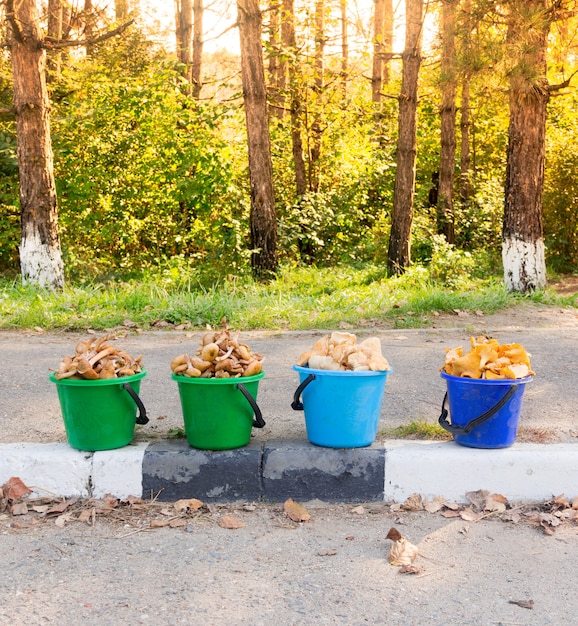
top-left (502, 236), bottom-right (546, 292)
top-left (20, 226), bottom-right (64, 289)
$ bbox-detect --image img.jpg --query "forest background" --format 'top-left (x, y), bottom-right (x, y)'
top-left (0, 0), bottom-right (577, 329)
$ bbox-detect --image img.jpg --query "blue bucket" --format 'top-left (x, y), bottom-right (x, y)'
top-left (439, 371), bottom-right (533, 449)
top-left (292, 365), bottom-right (390, 448)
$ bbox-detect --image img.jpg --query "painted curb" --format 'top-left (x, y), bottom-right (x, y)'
top-left (1, 440), bottom-right (577, 503)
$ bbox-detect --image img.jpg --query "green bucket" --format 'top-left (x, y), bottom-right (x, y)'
top-left (50, 370), bottom-right (148, 451)
top-left (172, 371), bottom-right (265, 450)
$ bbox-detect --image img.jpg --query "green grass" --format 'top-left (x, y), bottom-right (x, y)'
top-left (0, 263), bottom-right (575, 331)
top-left (378, 420), bottom-right (453, 441)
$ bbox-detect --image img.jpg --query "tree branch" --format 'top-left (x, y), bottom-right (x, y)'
top-left (42, 19), bottom-right (135, 50)
top-left (548, 68), bottom-right (578, 93)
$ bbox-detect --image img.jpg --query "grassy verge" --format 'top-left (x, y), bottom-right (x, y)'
top-left (0, 264), bottom-right (575, 331)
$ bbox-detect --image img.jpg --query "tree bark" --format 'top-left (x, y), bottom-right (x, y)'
top-left (371, 0), bottom-right (385, 103)
top-left (437, 0), bottom-right (457, 243)
top-left (387, 0), bottom-right (423, 276)
top-left (237, 0), bottom-right (278, 279)
top-left (309, 0), bottom-right (325, 192)
top-left (8, 0), bottom-right (64, 289)
top-left (267, 0), bottom-right (284, 116)
top-left (192, 0), bottom-right (204, 98)
top-left (458, 0), bottom-right (472, 203)
top-left (47, 0), bottom-right (64, 79)
top-left (503, 0), bottom-right (549, 292)
top-left (175, 0), bottom-right (194, 95)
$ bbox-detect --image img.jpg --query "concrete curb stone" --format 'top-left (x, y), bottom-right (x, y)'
top-left (1, 439), bottom-right (577, 504)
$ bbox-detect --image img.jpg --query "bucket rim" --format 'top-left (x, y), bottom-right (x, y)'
top-left (440, 370), bottom-right (533, 385)
top-left (171, 371), bottom-right (264, 384)
top-left (293, 364), bottom-right (391, 377)
top-left (49, 369), bottom-right (147, 386)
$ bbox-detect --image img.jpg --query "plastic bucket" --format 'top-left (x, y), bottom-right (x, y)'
top-left (292, 365), bottom-right (390, 448)
top-left (172, 372), bottom-right (265, 450)
top-left (50, 370), bottom-right (148, 451)
top-left (439, 371), bottom-right (533, 449)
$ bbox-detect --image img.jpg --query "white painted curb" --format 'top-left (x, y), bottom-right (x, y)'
top-left (384, 441), bottom-right (578, 502)
top-left (0, 443), bottom-right (92, 498)
top-left (92, 443), bottom-right (148, 499)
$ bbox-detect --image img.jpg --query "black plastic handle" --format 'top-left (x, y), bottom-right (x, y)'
top-left (438, 384), bottom-right (518, 436)
top-left (236, 383), bottom-right (265, 428)
top-left (291, 373), bottom-right (316, 411)
top-left (122, 382), bottom-right (149, 425)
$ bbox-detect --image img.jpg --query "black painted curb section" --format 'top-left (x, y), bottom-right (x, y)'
top-left (142, 439), bottom-right (385, 503)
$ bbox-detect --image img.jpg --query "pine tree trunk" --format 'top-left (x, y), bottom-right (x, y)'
top-left (192, 0), bottom-right (204, 98)
top-left (267, 0), bottom-right (283, 116)
top-left (309, 0), bottom-right (325, 193)
top-left (8, 0), bottom-right (64, 289)
top-left (387, 0), bottom-right (423, 276)
top-left (437, 0), bottom-right (457, 243)
top-left (372, 0), bottom-right (385, 103)
top-left (175, 0), bottom-right (194, 95)
top-left (503, 0), bottom-right (549, 293)
top-left (237, 0), bottom-right (278, 278)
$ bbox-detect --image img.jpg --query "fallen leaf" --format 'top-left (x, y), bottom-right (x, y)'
top-left (284, 499), bottom-right (311, 523)
top-left (509, 599), bottom-right (534, 610)
top-left (54, 512), bottom-right (72, 527)
top-left (572, 496), bottom-right (578, 510)
top-left (218, 515), bottom-right (246, 529)
top-left (466, 489), bottom-right (489, 511)
top-left (46, 497), bottom-right (78, 516)
top-left (460, 507), bottom-right (482, 522)
top-left (150, 519), bottom-right (170, 528)
top-left (174, 498), bottom-right (204, 512)
top-left (77, 509), bottom-right (95, 524)
top-left (31, 505), bottom-right (50, 513)
top-left (443, 501), bottom-right (461, 511)
top-left (2, 477), bottom-right (32, 501)
top-left (169, 519), bottom-right (188, 528)
top-left (424, 497), bottom-right (446, 514)
top-left (350, 505), bottom-right (365, 515)
top-left (318, 549), bottom-right (338, 556)
top-left (402, 493), bottom-right (424, 512)
top-left (386, 527), bottom-right (419, 566)
top-left (484, 493), bottom-right (508, 513)
top-left (441, 510), bottom-right (461, 518)
top-left (11, 502), bottom-right (28, 516)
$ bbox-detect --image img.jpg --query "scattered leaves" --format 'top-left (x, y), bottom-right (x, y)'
top-left (218, 515), bottom-right (246, 529)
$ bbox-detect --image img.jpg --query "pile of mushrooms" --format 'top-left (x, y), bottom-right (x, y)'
top-left (54, 335), bottom-right (143, 380)
top-left (442, 335), bottom-right (535, 379)
top-left (171, 329), bottom-right (263, 378)
top-left (297, 331), bottom-right (390, 371)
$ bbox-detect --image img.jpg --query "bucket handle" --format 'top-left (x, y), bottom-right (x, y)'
top-left (438, 384), bottom-right (518, 436)
top-left (122, 383), bottom-right (149, 425)
top-left (236, 383), bottom-right (266, 429)
top-left (291, 373), bottom-right (316, 411)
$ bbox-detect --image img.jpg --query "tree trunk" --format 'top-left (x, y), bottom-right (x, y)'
top-left (383, 0), bottom-right (393, 84)
top-left (192, 0), bottom-right (204, 98)
top-left (46, 0), bottom-right (64, 79)
top-left (371, 0), bottom-right (385, 103)
top-left (340, 0), bottom-right (348, 99)
top-left (387, 0), bottom-right (423, 276)
top-left (175, 0), bottom-right (194, 95)
top-left (267, 0), bottom-right (283, 116)
top-left (309, 0), bottom-right (325, 193)
top-left (437, 0), bottom-right (457, 243)
top-left (503, 0), bottom-right (549, 292)
top-left (84, 0), bottom-right (96, 56)
top-left (458, 0), bottom-right (472, 203)
top-left (282, 0), bottom-right (307, 198)
top-left (8, 0), bottom-right (64, 289)
top-left (237, 0), bottom-right (278, 279)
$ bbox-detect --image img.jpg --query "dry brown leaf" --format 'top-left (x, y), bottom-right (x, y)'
top-left (350, 505), bottom-right (365, 515)
top-left (2, 477), bottom-right (32, 501)
top-left (460, 507), bottom-right (482, 522)
top-left (284, 499), bottom-right (311, 523)
top-left (466, 489), bottom-right (489, 510)
top-left (169, 519), bottom-right (188, 528)
top-left (424, 497), bottom-right (446, 513)
top-left (31, 505), bottom-right (50, 513)
top-left (386, 527), bottom-right (419, 566)
top-left (218, 515), bottom-right (246, 529)
top-left (45, 497), bottom-right (78, 516)
top-left (572, 496), bottom-right (578, 510)
top-left (150, 519), bottom-right (170, 528)
top-left (11, 502), bottom-right (28, 516)
top-left (54, 512), bottom-right (72, 527)
top-left (484, 493), bottom-right (508, 513)
top-left (174, 498), bottom-right (204, 512)
top-left (402, 493), bottom-right (424, 512)
top-left (77, 508), bottom-right (95, 525)
top-left (441, 510), bottom-right (461, 518)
